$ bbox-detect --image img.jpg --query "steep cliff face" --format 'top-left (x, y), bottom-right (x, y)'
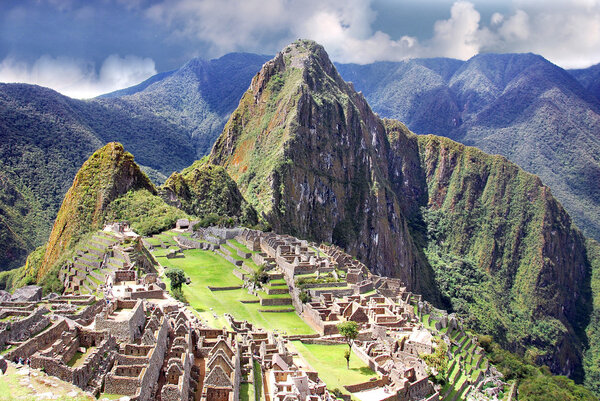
top-left (413, 134), bottom-right (589, 377)
top-left (39, 142), bottom-right (155, 278)
top-left (209, 40), bottom-right (593, 380)
top-left (161, 159), bottom-right (258, 226)
top-left (209, 40), bottom-right (437, 298)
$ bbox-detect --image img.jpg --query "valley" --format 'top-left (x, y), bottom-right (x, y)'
top-left (0, 39), bottom-right (599, 401)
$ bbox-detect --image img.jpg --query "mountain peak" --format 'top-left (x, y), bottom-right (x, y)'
top-left (209, 40), bottom-right (435, 296)
top-left (39, 142), bottom-right (155, 277)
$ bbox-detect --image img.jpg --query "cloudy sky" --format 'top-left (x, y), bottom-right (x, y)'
top-left (1, 0), bottom-right (599, 98)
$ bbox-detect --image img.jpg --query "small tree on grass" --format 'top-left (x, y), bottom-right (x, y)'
top-left (344, 349), bottom-right (351, 369)
top-left (337, 321), bottom-right (359, 369)
top-left (252, 264), bottom-right (269, 288)
top-left (166, 268), bottom-right (186, 290)
top-left (299, 290), bottom-right (310, 304)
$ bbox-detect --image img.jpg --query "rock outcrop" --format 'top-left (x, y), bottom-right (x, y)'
top-left (11, 285), bottom-right (42, 302)
top-left (209, 40), bottom-right (438, 299)
top-left (209, 40), bottom-right (593, 379)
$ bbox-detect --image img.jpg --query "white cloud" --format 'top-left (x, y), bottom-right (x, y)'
top-left (143, 0), bottom-right (600, 68)
top-left (0, 54), bottom-right (156, 98)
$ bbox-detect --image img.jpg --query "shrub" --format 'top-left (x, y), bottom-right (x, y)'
top-left (166, 268), bottom-right (187, 290)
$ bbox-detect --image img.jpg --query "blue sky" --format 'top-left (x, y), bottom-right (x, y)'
top-left (1, 0), bottom-right (599, 98)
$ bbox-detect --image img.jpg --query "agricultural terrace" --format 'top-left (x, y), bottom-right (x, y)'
top-left (155, 244), bottom-right (314, 335)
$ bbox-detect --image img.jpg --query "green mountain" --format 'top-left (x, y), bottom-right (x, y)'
top-left (0, 54), bottom-right (269, 272)
top-left (10, 142), bottom-right (190, 290)
top-left (39, 142), bottom-right (156, 278)
top-left (209, 40), bottom-right (438, 299)
top-left (0, 83), bottom-right (198, 271)
top-left (209, 40), bottom-right (597, 388)
top-left (336, 54), bottom-right (600, 243)
top-left (161, 158), bottom-right (259, 227)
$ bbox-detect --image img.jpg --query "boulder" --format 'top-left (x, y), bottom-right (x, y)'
top-left (0, 291), bottom-right (11, 302)
top-left (10, 285), bottom-right (42, 302)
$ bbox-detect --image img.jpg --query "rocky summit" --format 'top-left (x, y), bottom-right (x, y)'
top-left (210, 40), bottom-right (596, 382)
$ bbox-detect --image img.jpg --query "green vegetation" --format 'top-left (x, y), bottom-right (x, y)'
top-left (103, 189), bottom-right (190, 236)
top-left (253, 359), bottom-right (264, 401)
top-left (584, 239), bottom-right (600, 395)
top-left (480, 336), bottom-right (597, 401)
top-left (165, 268), bottom-right (188, 302)
top-left (165, 268), bottom-right (186, 290)
top-left (158, 248), bottom-right (313, 335)
top-left (421, 337), bottom-right (449, 378)
top-left (416, 135), bottom-right (590, 384)
top-left (162, 159), bottom-right (259, 228)
top-left (337, 321), bottom-right (359, 369)
top-left (0, 168), bottom-right (54, 272)
top-left (40, 142), bottom-right (156, 279)
top-left (291, 341), bottom-right (377, 395)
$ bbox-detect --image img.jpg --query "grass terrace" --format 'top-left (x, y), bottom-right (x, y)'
top-left (67, 346), bottom-right (96, 368)
top-left (291, 342), bottom-right (377, 397)
top-left (158, 248), bottom-right (313, 335)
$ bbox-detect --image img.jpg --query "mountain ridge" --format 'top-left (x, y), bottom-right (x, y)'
top-left (208, 40), bottom-right (596, 384)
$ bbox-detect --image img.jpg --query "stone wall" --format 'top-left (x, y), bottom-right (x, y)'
top-left (57, 300), bottom-right (104, 326)
top-left (31, 332), bottom-right (117, 391)
top-left (260, 297), bottom-right (292, 306)
top-left (95, 300), bottom-right (145, 342)
top-left (232, 269), bottom-right (247, 281)
top-left (6, 319), bottom-right (68, 360)
top-left (208, 227), bottom-right (242, 240)
top-left (344, 377), bottom-right (389, 393)
top-left (176, 237), bottom-right (203, 249)
top-left (137, 315), bottom-right (169, 401)
top-left (0, 307), bottom-right (50, 348)
top-left (129, 289), bottom-right (165, 300)
top-left (115, 270), bottom-right (136, 282)
top-left (309, 288), bottom-right (355, 297)
top-left (216, 250), bottom-right (243, 266)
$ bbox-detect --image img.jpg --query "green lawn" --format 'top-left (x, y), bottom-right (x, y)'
top-left (0, 363), bottom-right (94, 400)
top-left (240, 382), bottom-right (254, 401)
top-left (291, 342), bottom-right (377, 394)
top-left (159, 248), bottom-right (314, 335)
top-left (253, 359), bottom-right (264, 401)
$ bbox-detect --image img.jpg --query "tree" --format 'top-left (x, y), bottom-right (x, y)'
top-left (421, 337), bottom-right (448, 378)
top-left (165, 268), bottom-right (186, 290)
top-left (337, 321), bottom-right (359, 369)
top-left (344, 349), bottom-right (351, 370)
top-left (252, 264), bottom-right (269, 287)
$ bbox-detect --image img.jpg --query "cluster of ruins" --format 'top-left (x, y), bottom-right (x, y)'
top-left (0, 223), bottom-right (506, 401)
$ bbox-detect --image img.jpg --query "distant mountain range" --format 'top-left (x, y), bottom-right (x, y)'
top-left (1, 49), bottom-right (599, 271)
top-left (12, 41), bottom-right (600, 397)
top-left (337, 55), bottom-right (600, 242)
